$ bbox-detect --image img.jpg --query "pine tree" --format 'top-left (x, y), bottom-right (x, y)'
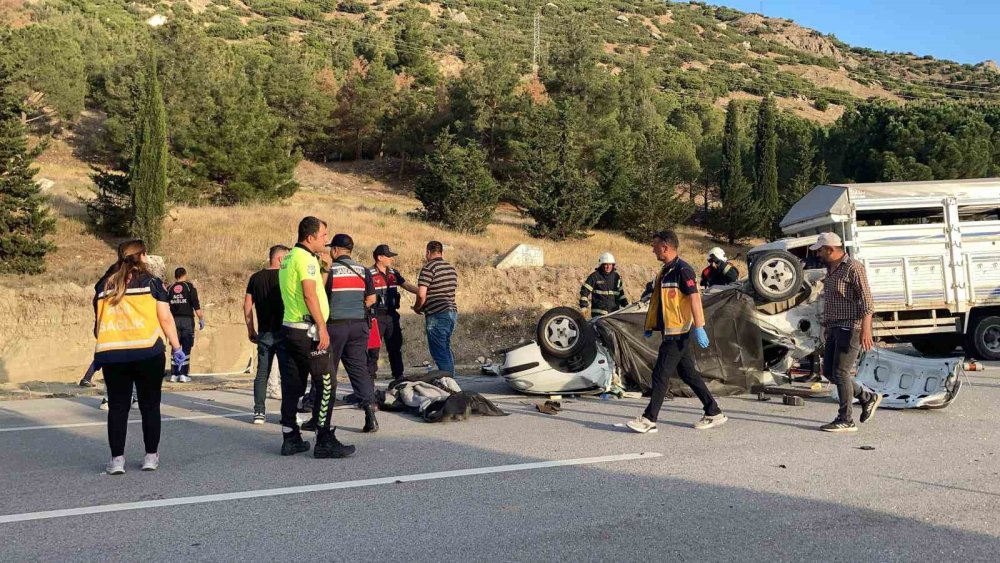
top-left (719, 100), bottom-right (743, 202)
top-left (754, 94), bottom-right (779, 229)
top-left (416, 131), bottom-right (498, 234)
top-left (130, 59), bottom-right (168, 251)
top-left (0, 60), bottom-right (55, 274)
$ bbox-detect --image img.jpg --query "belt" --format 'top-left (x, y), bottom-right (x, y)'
top-left (282, 321), bottom-right (313, 330)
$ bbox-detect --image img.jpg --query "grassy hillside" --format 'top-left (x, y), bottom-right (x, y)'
top-left (0, 139), bottom-right (750, 384)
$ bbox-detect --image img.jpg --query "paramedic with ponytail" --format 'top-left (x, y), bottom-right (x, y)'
top-left (93, 240), bottom-right (185, 475)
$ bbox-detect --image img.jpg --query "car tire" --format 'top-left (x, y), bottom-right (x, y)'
top-left (750, 250), bottom-right (804, 303)
top-left (969, 316), bottom-right (1000, 361)
top-left (536, 307), bottom-right (595, 360)
top-left (911, 335), bottom-right (959, 357)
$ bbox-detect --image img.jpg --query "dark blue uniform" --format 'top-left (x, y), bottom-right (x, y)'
top-left (368, 266), bottom-right (407, 380)
top-left (168, 281), bottom-right (200, 376)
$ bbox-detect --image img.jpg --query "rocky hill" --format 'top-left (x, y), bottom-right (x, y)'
top-left (5, 0), bottom-right (997, 126)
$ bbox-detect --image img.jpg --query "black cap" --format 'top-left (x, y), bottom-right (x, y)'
top-left (329, 233), bottom-right (354, 250)
top-left (373, 244), bottom-right (398, 258)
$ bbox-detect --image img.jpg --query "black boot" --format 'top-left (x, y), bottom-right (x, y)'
top-left (280, 432), bottom-right (310, 456)
top-left (362, 404), bottom-right (379, 433)
top-left (314, 428), bottom-right (356, 459)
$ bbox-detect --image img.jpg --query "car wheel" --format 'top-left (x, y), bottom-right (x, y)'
top-left (750, 250), bottom-right (804, 303)
top-left (536, 307), bottom-right (595, 359)
top-left (970, 316), bottom-right (1000, 361)
top-left (911, 335), bottom-right (959, 357)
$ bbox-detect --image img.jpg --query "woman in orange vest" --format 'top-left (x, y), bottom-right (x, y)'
top-left (94, 240), bottom-right (185, 475)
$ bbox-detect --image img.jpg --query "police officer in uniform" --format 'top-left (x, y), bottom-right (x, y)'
top-left (322, 233), bottom-right (379, 433)
top-left (168, 267), bottom-right (205, 382)
top-left (368, 244), bottom-right (418, 382)
top-left (278, 217), bottom-right (355, 459)
top-left (700, 247), bottom-right (739, 289)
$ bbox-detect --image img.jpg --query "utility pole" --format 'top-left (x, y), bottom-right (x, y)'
top-left (532, 11), bottom-right (540, 75)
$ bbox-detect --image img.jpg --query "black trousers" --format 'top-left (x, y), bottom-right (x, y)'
top-left (642, 336), bottom-right (722, 422)
top-left (823, 327), bottom-right (873, 422)
top-left (280, 326), bottom-right (333, 434)
top-left (104, 353), bottom-right (165, 457)
top-left (367, 311), bottom-right (404, 380)
top-left (329, 319), bottom-right (374, 406)
top-left (173, 317), bottom-right (195, 376)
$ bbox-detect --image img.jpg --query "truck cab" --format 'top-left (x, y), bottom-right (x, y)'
top-left (747, 179), bottom-right (1000, 359)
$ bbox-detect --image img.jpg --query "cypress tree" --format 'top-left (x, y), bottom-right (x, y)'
top-left (754, 94), bottom-right (779, 229)
top-left (709, 99), bottom-right (765, 244)
top-left (719, 100), bottom-right (743, 201)
top-left (130, 59), bottom-right (168, 251)
top-left (0, 58), bottom-right (55, 274)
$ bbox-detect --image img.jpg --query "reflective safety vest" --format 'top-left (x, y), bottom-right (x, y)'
top-left (644, 258), bottom-right (697, 336)
top-left (94, 273), bottom-right (168, 364)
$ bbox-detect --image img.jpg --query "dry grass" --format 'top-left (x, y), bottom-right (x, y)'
top-left (0, 140), bottom-right (751, 383)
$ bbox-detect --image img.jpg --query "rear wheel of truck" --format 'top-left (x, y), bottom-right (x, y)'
top-left (749, 250), bottom-right (804, 303)
top-left (969, 316), bottom-right (1000, 361)
top-left (911, 335), bottom-right (960, 357)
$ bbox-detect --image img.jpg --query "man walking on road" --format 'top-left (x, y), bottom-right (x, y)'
top-left (277, 217), bottom-right (355, 458)
top-left (245, 244), bottom-right (290, 424)
top-left (627, 230), bottom-right (728, 434)
top-left (811, 232), bottom-right (882, 433)
top-left (579, 252), bottom-right (629, 318)
top-left (168, 268), bottom-right (205, 382)
top-left (413, 241), bottom-right (459, 376)
top-left (320, 233), bottom-right (379, 433)
top-left (368, 244), bottom-right (418, 382)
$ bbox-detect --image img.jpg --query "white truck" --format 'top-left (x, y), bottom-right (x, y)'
top-left (746, 178), bottom-right (1000, 360)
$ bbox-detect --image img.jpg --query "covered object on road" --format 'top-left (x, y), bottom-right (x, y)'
top-left (594, 289), bottom-right (769, 397)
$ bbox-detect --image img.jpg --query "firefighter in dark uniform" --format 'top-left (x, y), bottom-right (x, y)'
top-left (368, 244), bottom-right (418, 382)
top-left (167, 267), bottom-right (205, 382)
top-left (700, 247), bottom-right (739, 289)
top-left (322, 233), bottom-right (379, 433)
top-left (579, 252), bottom-right (629, 318)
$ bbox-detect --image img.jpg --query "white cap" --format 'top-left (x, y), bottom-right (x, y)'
top-left (707, 247), bottom-right (726, 261)
top-left (598, 252), bottom-right (615, 265)
top-left (808, 232), bottom-right (843, 250)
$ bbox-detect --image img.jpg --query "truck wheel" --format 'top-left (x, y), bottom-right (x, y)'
top-left (750, 250), bottom-right (804, 303)
top-left (970, 316), bottom-right (1000, 361)
top-left (911, 335), bottom-right (959, 357)
top-left (536, 307), bottom-right (596, 359)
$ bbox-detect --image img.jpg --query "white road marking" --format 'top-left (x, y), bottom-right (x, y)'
top-left (0, 452), bottom-right (662, 524)
top-left (0, 412), bottom-right (253, 433)
top-left (187, 401), bottom-right (246, 413)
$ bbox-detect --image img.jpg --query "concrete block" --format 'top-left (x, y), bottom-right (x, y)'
top-left (496, 244), bottom-right (544, 269)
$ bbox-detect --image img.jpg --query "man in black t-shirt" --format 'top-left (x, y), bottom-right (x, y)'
top-left (245, 245), bottom-right (291, 423)
top-left (168, 267), bottom-right (205, 382)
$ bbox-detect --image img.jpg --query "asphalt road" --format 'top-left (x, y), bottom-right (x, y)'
top-left (1, 368), bottom-right (998, 562)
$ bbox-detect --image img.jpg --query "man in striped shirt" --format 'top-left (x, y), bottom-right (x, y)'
top-left (413, 241), bottom-right (459, 375)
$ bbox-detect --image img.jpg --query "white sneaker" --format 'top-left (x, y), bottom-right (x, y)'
top-left (693, 413), bottom-right (728, 430)
top-left (106, 456), bottom-right (125, 475)
top-left (99, 397), bottom-right (109, 411)
top-left (141, 453), bottom-right (159, 471)
top-left (178, 375), bottom-right (191, 383)
top-left (625, 416), bottom-right (658, 434)
top-left (253, 412), bottom-right (265, 425)
top-left (169, 374), bottom-right (178, 383)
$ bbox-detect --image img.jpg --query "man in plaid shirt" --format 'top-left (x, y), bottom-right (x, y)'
top-left (811, 232), bottom-right (883, 433)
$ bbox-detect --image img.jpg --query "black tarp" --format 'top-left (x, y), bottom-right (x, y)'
top-left (594, 289), bottom-right (766, 397)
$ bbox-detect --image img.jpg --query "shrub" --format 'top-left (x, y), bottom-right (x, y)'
top-left (416, 132), bottom-right (498, 234)
top-left (337, 1), bottom-right (368, 14)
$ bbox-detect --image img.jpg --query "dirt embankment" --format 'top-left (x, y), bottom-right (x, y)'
top-left (1, 141), bottom-right (747, 385)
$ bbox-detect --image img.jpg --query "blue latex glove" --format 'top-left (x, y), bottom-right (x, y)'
top-left (199, 318), bottom-right (206, 331)
top-left (172, 347), bottom-right (187, 367)
top-left (643, 331), bottom-right (653, 339)
top-left (693, 326), bottom-right (710, 349)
